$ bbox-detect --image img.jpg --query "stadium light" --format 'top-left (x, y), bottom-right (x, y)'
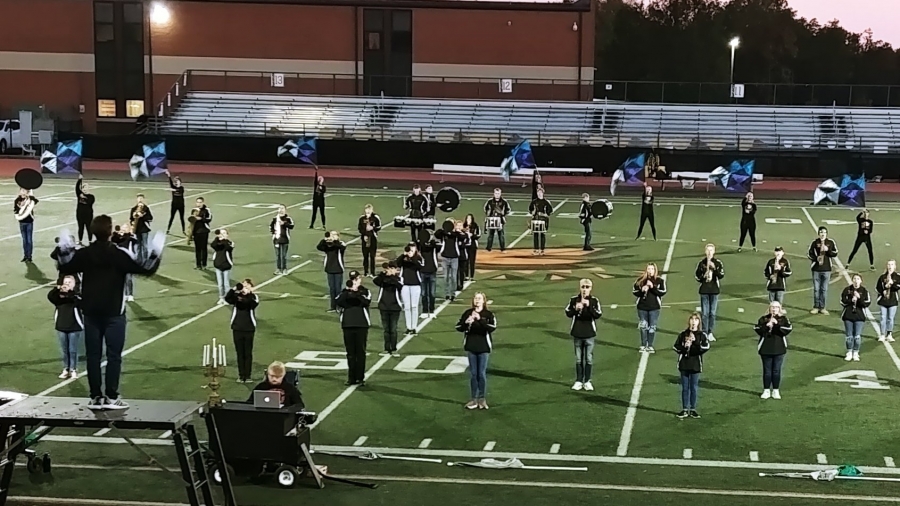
top-left (150, 2), bottom-right (171, 25)
top-left (729, 37), bottom-right (740, 49)
top-left (729, 37), bottom-right (740, 101)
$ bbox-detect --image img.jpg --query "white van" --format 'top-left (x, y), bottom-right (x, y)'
top-left (0, 119), bottom-right (24, 153)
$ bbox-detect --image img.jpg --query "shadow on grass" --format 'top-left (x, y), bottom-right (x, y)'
top-left (25, 262), bottom-right (52, 284)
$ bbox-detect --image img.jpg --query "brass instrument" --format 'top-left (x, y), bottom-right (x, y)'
top-left (817, 241), bottom-right (826, 266)
top-left (273, 214), bottom-right (284, 242)
top-left (705, 258), bottom-right (715, 283)
top-left (884, 274), bottom-right (893, 300)
top-left (769, 260), bottom-right (781, 284)
top-left (14, 198), bottom-right (35, 222)
top-left (131, 205), bottom-right (146, 228)
top-left (186, 206), bottom-right (200, 245)
top-left (362, 214), bottom-right (373, 247)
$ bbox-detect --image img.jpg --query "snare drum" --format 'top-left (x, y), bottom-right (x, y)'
top-left (422, 218), bottom-right (436, 227)
top-left (530, 220), bottom-right (547, 234)
top-left (485, 216), bottom-right (503, 230)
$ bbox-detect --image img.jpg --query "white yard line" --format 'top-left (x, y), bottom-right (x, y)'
top-left (617, 203), bottom-right (685, 457)
top-left (802, 208), bottom-right (900, 373)
top-left (506, 199), bottom-right (568, 249)
top-left (352, 436), bottom-right (368, 446)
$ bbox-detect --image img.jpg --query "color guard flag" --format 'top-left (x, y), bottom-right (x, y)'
top-left (710, 160), bottom-right (754, 193)
top-left (277, 136), bottom-right (318, 165)
top-left (611, 153), bottom-right (646, 195)
top-left (41, 139), bottom-right (83, 174)
top-left (813, 174), bottom-right (865, 207)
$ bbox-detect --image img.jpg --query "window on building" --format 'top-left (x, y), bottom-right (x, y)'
top-left (97, 100), bottom-right (117, 117)
top-left (126, 100), bottom-right (145, 118)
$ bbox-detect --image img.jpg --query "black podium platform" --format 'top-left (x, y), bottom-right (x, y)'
top-left (0, 396), bottom-right (237, 506)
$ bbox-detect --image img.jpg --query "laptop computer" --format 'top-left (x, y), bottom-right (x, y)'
top-left (253, 390), bottom-right (282, 409)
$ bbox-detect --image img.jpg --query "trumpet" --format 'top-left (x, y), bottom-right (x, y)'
top-left (817, 242), bottom-right (827, 266)
top-left (705, 258), bottom-right (714, 283)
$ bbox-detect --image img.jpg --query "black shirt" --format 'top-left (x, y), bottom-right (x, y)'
top-left (807, 238), bottom-right (839, 272)
top-left (248, 380), bottom-right (304, 409)
top-left (169, 176), bottom-right (185, 202)
top-left (876, 272), bottom-right (900, 307)
top-left (313, 182), bottom-right (326, 203)
top-left (564, 294), bottom-right (602, 338)
top-left (673, 330), bottom-right (710, 373)
top-left (75, 179), bottom-right (95, 217)
top-left (641, 193), bottom-right (654, 214)
top-left (857, 213), bottom-right (874, 237)
top-left (741, 199), bottom-right (757, 223)
top-left (840, 285), bottom-right (871, 322)
top-left (694, 257), bottom-right (725, 295)
top-left (754, 314), bottom-right (793, 355)
top-left (405, 194), bottom-right (427, 219)
top-left (764, 258), bottom-right (792, 292)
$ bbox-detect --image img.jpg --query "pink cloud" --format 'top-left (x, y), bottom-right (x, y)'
top-left (788, 0), bottom-right (900, 46)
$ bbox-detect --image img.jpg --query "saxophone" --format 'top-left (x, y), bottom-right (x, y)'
top-left (131, 205), bottom-right (145, 228)
top-left (363, 215), bottom-right (372, 247)
top-left (273, 215), bottom-right (283, 242)
top-left (705, 258), bottom-right (714, 283)
top-left (884, 273), bottom-right (893, 301)
top-left (817, 241), bottom-right (826, 266)
top-left (186, 206), bottom-right (200, 245)
top-left (770, 260), bottom-right (781, 284)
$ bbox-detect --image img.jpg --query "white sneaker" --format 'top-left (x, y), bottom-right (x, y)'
top-left (218, 298), bottom-right (226, 305)
top-left (126, 295), bottom-right (135, 302)
top-left (708, 333), bottom-right (716, 342)
top-left (583, 381), bottom-right (594, 391)
top-left (772, 389), bottom-right (781, 400)
top-left (879, 335), bottom-right (887, 342)
top-left (760, 389), bottom-right (771, 399)
top-left (571, 381), bottom-right (583, 391)
top-left (59, 369), bottom-right (69, 379)
top-left (70, 370), bottom-right (78, 379)
top-left (639, 346), bottom-right (647, 353)
top-left (647, 347), bottom-right (656, 354)
top-left (853, 351), bottom-right (861, 362)
top-left (888, 333), bottom-right (896, 343)
top-left (845, 351), bottom-right (853, 361)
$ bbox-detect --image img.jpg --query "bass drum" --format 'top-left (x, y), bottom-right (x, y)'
top-left (591, 199), bottom-right (613, 220)
top-left (435, 187), bottom-right (461, 213)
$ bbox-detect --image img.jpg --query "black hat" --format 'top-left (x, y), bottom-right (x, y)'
top-left (348, 270), bottom-right (361, 280)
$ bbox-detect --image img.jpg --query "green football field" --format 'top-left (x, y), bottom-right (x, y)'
top-left (1, 176), bottom-right (899, 506)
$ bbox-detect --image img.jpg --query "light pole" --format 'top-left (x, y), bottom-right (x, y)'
top-left (148, 2), bottom-right (171, 120)
top-left (729, 37), bottom-right (740, 100)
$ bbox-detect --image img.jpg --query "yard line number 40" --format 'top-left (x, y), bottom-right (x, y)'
top-left (286, 351), bottom-right (469, 374)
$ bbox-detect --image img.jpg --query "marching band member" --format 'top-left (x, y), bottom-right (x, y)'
top-left (579, 193), bottom-right (593, 251)
top-left (847, 209), bottom-right (875, 271)
top-left (737, 192), bottom-right (757, 252)
top-left (405, 184), bottom-right (428, 243)
top-left (633, 262), bottom-right (666, 353)
top-left (418, 231), bottom-right (439, 317)
top-left (483, 188), bottom-right (510, 252)
top-left (191, 197), bottom-right (212, 270)
top-left (456, 292), bottom-right (497, 409)
top-left (764, 247), bottom-right (792, 304)
top-left (317, 231), bottom-right (347, 312)
top-left (807, 226), bottom-right (838, 315)
top-left (48, 275), bottom-right (84, 380)
top-left (754, 301), bottom-right (792, 400)
top-left (565, 279), bottom-right (602, 391)
top-left (435, 219), bottom-right (462, 302)
top-left (51, 235), bottom-right (80, 285)
top-left (531, 171), bottom-right (543, 202)
top-left (130, 194), bottom-right (153, 261)
top-left (457, 221), bottom-right (471, 291)
top-left (694, 244), bottom-right (724, 341)
top-left (211, 229), bottom-right (234, 304)
top-left (75, 175), bottom-right (95, 244)
top-left (336, 271), bottom-right (372, 386)
top-left (424, 185), bottom-right (436, 232)
top-left (636, 185), bottom-right (656, 241)
top-left (673, 312), bottom-right (709, 419)
top-left (270, 205), bottom-right (294, 275)
top-left (528, 187), bottom-right (552, 255)
top-left (840, 273), bottom-right (870, 362)
top-left (397, 242), bottom-right (424, 334)
top-left (374, 261), bottom-right (403, 356)
top-left (358, 204), bottom-right (382, 277)
top-left (226, 279), bottom-right (259, 383)
top-left (164, 170), bottom-right (185, 235)
top-left (309, 174), bottom-right (327, 230)
top-left (112, 224), bottom-right (137, 302)
top-left (14, 188), bottom-right (38, 263)
top-left (876, 259), bottom-right (900, 342)
top-left (462, 214), bottom-right (481, 281)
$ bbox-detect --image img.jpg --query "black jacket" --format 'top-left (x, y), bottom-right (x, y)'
top-left (694, 257), bottom-right (725, 295)
top-left (564, 294), bottom-right (602, 338)
top-left (856, 213), bottom-right (874, 238)
top-left (248, 380), bottom-right (304, 409)
top-left (876, 272), bottom-right (900, 308)
top-left (840, 285), bottom-right (871, 322)
top-left (633, 276), bottom-right (667, 311)
top-left (434, 229), bottom-right (462, 259)
top-left (423, 192), bottom-right (436, 218)
top-left (455, 308), bottom-right (497, 354)
top-left (578, 200), bottom-right (591, 224)
top-left (373, 273), bottom-right (403, 312)
top-left (75, 179), bottom-right (94, 217)
top-left (130, 205), bottom-right (153, 234)
top-left (754, 314), bottom-right (793, 355)
top-left (483, 198), bottom-right (511, 222)
top-left (313, 182), bottom-right (326, 203)
top-left (528, 198), bottom-right (553, 221)
top-left (419, 240), bottom-right (439, 274)
top-left (270, 215), bottom-right (295, 245)
top-left (225, 289), bottom-right (259, 331)
top-left (14, 195), bottom-right (38, 223)
top-left (764, 258), bottom-right (792, 291)
top-left (169, 176), bottom-right (185, 203)
top-left (397, 253), bottom-right (424, 285)
top-left (211, 238), bottom-right (234, 271)
top-left (192, 206), bottom-right (212, 236)
top-left (336, 287), bottom-right (372, 328)
top-left (57, 240), bottom-right (160, 317)
top-left (740, 199), bottom-right (757, 223)
top-left (673, 329), bottom-right (710, 373)
top-left (47, 288), bottom-right (84, 332)
top-left (640, 193), bottom-right (654, 215)
top-left (464, 222), bottom-right (481, 249)
top-left (317, 239), bottom-right (346, 274)
top-left (807, 238), bottom-right (839, 272)
top-left (405, 194), bottom-right (428, 218)
top-left (357, 214), bottom-right (382, 243)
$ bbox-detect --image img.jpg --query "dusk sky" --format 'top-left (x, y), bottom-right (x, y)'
top-left (788, 0), bottom-right (900, 47)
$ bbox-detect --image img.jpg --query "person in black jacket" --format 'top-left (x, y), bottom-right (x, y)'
top-left (270, 205), bottom-right (295, 275)
top-left (462, 214), bottom-right (481, 281)
top-left (636, 185), bottom-right (656, 240)
top-left (673, 312), bottom-right (709, 419)
top-left (528, 188), bottom-right (553, 255)
top-left (808, 226), bottom-right (839, 315)
top-left (418, 231), bottom-right (439, 317)
top-left (423, 185), bottom-right (436, 233)
top-left (211, 229), bottom-right (234, 304)
top-left (56, 215), bottom-right (161, 410)
top-left (317, 231), bottom-right (347, 312)
top-left (164, 170), bottom-right (186, 235)
top-left (564, 280), bottom-right (602, 391)
top-left (248, 361), bottom-right (303, 409)
top-left (840, 274), bottom-right (870, 362)
top-left (112, 224), bottom-right (138, 302)
top-left (48, 275), bottom-right (84, 380)
top-left (633, 263), bottom-right (666, 353)
top-left (358, 204), bottom-right (382, 278)
top-left (455, 292), bottom-right (497, 410)
top-left (226, 279), bottom-right (259, 383)
top-left (191, 197), bottom-right (212, 270)
top-left (457, 226), bottom-right (471, 291)
top-left (336, 272), bottom-right (372, 386)
top-left (764, 247), bottom-right (792, 304)
top-left (847, 209), bottom-right (875, 271)
top-left (14, 188), bottom-right (38, 262)
top-left (75, 175), bottom-right (95, 244)
top-left (310, 174), bottom-right (326, 229)
top-left (374, 262), bottom-right (402, 356)
top-left (754, 301), bottom-right (792, 400)
top-left (397, 243), bottom-right (424, 334)
top-left (876, 259), bottom-right (900, 343)
top-left (435, 219), bottom-right (463, 302)
top-left (578, 193), bottom-right (593, 251)
top-left (483, 189), bottom-right (510, 252)
top-left (405, 185), bottom-right (428, 243)
top-left (130, 195), bottom-right (154, 261)
top-left (695, 244), bottom-right (724, 342)
top-left (737, 192), bottom-right (758, 252)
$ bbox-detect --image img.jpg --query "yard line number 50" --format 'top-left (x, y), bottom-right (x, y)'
top-left (286, 351), bottom-right (469, 374)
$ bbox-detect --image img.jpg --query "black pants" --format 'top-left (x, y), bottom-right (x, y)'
top-left (848, 234), bottom-right (874, 265)
top-left (362, 238), bottom-right (378, 275)
top-left (168, 202), bottom-right (185, 233)
top-left (194, 232), bottom-right (209, 268)
top-left (310, 200), bottom-right (326, 228)
top-left (458, 258), bottom-right (468, 291)
top-left (232, 330), bottom-right (255, 381)
top-left (77, 214), bottom-right (93, 242)
top-left (380, 310), bottom-right (400, 352)
top-left (533, 232), bottom-right (546, 251)
top-left (343, 328), bottom-right (369, 384)
top-left (583, 221), bottom-right (592, 248)
top-left (739, 219), bottom-right (757, 248)
top-left (637, 212), bottom-right (656, 239)
top-left (466, 246), bottom-right (477, 279)
top-left (410, 225), bottom-right (423, 243)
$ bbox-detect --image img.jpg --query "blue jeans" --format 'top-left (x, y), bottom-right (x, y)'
top-left (275, 243), bottom-right (289, 271)
top-left (844, 320), bottom-right (864, 351)
top-left (215, 269), bottom-right (231, 299)
top-left (699, 294), bottom-right (718, 333)
top-left (574, 338), bottom-right (594, 382)
top-left (637, 309), bottom-right (660, 347)
top-left (84, 314), bottom-right (127, 399)
top-left (136, 232), bottom-right (150, 262)
top-left (812, 270), bottom-right (830, 309)
top-left (467, 352), bottom-right (489, 399)
top-left (57, 330), bottom-right (83, 371)
top-left (881, 305), bottom-right (897, 335)
top-left (326, 272), bottom-right (343, 310)
top-left (761, 354), bottom-right (785, 389)
top-left (421, 272), bottom-right (437, 313)
top-left (124, 274), bottom-right (133, 297)
top-left (442, 258), bottom-right (458, 299)
top-left (768, 290), bottom-right (785, 304)
top-left (19, 222), bottom-right (33, 258)
top-left (680, 371), bottom-right (700, 410)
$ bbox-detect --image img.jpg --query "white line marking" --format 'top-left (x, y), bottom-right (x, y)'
top-left (817, 453), bottom-right (828, 464)
top-left (419, 439), bottom-right (432, 449)
top-left (279, 293), bottom-right (290, 298)
top-left (683, 449), bottom-right (693, 459)
top-left (157, 288), bottom-right (169, 294)
top-left (886, 457), bottom-right (896, 468)
top-left (0, 283), bottom-right (6, 287)
top-left (737, 307), bottom-right (744, 313)
top-left (158, 431), bottom-right (172, 439)
top-left (750, 451), bottom-right (759, 462)
top-left (353, 436), bottom-right (368, 446)
top-left (550, 444), bottom-right (561, 454)
top-left (527, 301), bottom-right (534, 306)
top-left (92, 428), bottom-right (111, 436)
top-left (0, 282), bottom-right (55, 304)
top-left (483, 441), bottom-right (496, 451)
top-left (695, 306), bottom-right (702, 312)
top-left (199, 290), bottom-right (210, 294)
top-left (617, 203), bottom-right (684, 457)
top-left (508, 199), bottom-right (568, 249)
top-left (609, 304), bottom-right (618, 309)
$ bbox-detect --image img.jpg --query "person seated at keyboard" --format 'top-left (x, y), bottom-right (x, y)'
top-left (247, 361), bottom-right (304, 409)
